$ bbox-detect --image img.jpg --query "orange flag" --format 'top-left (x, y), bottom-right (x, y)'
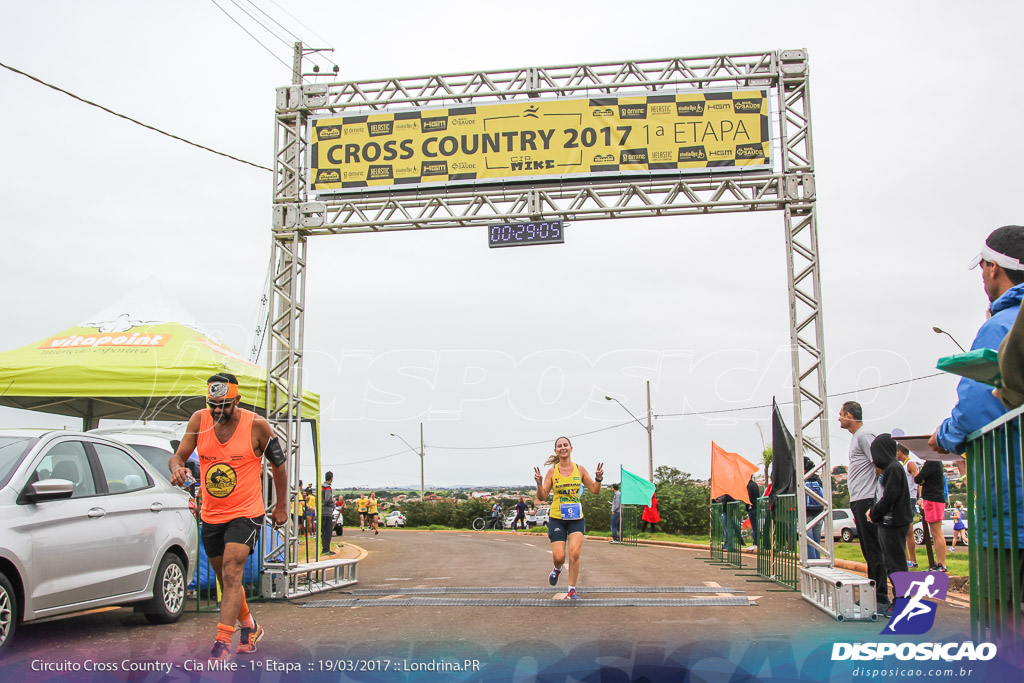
top-left (710, 442), bottom-right (759, 505)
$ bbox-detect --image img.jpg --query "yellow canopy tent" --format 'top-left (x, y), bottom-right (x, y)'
top-left (0, 291), bottom-right (319, 429)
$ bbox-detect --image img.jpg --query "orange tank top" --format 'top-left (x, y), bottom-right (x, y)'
top-left (196, 408), bottom-right (265, 524)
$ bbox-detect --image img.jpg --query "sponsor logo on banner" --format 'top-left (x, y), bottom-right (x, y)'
top-left (593, 154), bottom-right (615, 164)
top-left (41, 332), bottom-right (173, 349)
top-left (619, 148), bottom-right (649, 165)
top-left (733, 98), bottom-right (763, 114)
top-left (316, 169), bottom-right (341, 183)
top-left (678, 145), bottom-right (708, 162)
top-left (422, 161), bottom-right (448, 176)
top-left (368, 121), bottom-right (394, 137)
top-left (676, 101), bottom-right (705, 116)
top-left (735, 144), bottom-right (765, 159)
top-left (317, 126), bottom-right (342, 140)
top-left (421, 117), bottom-right (448, 133)
top-left (591, 107), bottom-right (614, 117)
top-left (367, 165), bottom-right (394, 180)
top-left (618, 104), bottom-right (648, 119)
top-left (831, 571), bottom-right (997, 662)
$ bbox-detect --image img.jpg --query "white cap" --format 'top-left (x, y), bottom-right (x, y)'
top-left (968, 244), bottom-right (1024, 271)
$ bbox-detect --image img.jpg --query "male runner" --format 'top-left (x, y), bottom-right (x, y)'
top-left (169, 373), bottom-right (288, 662)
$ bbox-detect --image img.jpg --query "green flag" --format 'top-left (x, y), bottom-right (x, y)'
top-left (620, 466), bottom-right (656, 506)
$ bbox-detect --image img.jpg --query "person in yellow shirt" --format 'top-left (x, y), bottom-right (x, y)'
top-left (367, 492), bottom-right (380, 535)
top-left (357, 494), bottom-right (369, 531)
top-left (533, 436), bottom-right (603, 600)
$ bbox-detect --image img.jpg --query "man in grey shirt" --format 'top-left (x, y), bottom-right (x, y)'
top-left (610, 483), bottom-right (621, 544)
top-left (840, 400), bottom-right (889, 609)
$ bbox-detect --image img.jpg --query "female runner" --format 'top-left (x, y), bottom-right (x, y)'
top-left (533, 436), bottom-right (603, 599)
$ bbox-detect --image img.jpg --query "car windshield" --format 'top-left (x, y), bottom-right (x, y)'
top-left (0, 436), bottom-right (39, 489)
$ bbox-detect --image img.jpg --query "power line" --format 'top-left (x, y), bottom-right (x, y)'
top-left (0, 59), bottom-right (272, 172)
top-left (262, 0), bottom-right (336, 59)
top-left (654, 372), bottom-right (946, 418)
top-left (226, 0), bottom-right (294, 50)
top-left (429, 419), bottom-right (640, 451)
top-left (207, 0), bottom-right (292, 73)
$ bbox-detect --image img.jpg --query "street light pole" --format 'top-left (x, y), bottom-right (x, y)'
top-left (390, 426), bottom-right (425, 500)
top-left (646, 380), bottom-right (654, 482)
top-left (932, 326), bottom-right (966, 353)
top-left (605, 382), bottom-right (655, 482)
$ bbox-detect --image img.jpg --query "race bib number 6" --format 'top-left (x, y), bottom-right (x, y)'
top-left (560, 503), bottom-right (582, 520)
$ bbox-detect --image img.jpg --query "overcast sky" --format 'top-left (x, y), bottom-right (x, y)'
top-left (2, 1), bottom-right (1021, 488)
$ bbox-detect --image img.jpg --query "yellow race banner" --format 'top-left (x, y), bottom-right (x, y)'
top-left (308, 89), bottom-right (771, 193)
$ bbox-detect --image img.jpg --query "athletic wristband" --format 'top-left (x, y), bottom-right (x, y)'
top-left (595, 477), bottom-right (603, 482)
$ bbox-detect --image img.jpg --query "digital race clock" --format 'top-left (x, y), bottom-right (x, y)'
top-left (487, 220), bottom-right (565, 249)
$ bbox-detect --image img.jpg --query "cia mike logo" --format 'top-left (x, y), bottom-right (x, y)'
top-left (883, 571), bottom-right (948, 635)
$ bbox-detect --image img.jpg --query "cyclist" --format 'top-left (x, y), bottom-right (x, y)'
top-left (533, 436), bottom-right (603, 599)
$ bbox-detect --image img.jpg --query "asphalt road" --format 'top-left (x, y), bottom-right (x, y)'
top-left (0, 529), bottom-right (983, 682)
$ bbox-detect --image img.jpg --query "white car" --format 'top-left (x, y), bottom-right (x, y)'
top-left (532, 506), bottom-right (550, 528)
top-left (832, 508), bottom-right (859, 542)
top-left (383, 510), bottom-right (406, 527)
top-left (914, 507), bottom-right (968, 545)
top-left (89, 426), bottom-right (191, 484)
top-left (0, 429), bottom-right (198, 654)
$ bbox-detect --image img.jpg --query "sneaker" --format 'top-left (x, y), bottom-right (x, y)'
top-left (881, 604), bottom-right (894, 619)
top-left (323, 550), bottom-right (336, 556)
top-left (907, 561), bottom-right (918, 569)
top-left (566, 588), bottom-right (581, 600)
top-left (936, 564), bottom-right (948, 573)
top-left (209, 640), bottom-right (232, 662)
top-left (549, 567), bottom-right (562, 586)
top-left (744, 545), bottom-right (757, 551)
top-left (236, 622), bottom-right (264, 654)
top-left (949, 547), bottom-right (956, 553)
top-left (609, 540), bottom-right (619, 544)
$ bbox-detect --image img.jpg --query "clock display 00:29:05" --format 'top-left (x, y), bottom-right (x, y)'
top-left (488, 220), bottom-right (564, 248)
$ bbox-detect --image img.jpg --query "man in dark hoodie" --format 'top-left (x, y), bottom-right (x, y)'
top-left (867, 433), bottom-right (913, 618)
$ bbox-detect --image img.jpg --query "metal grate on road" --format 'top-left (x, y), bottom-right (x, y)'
top-left (349, 586), bottom-right (744, 596)
top-left (302, 596), bottom-right (753, 608)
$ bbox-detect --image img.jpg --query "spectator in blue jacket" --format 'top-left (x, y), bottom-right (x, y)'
top-left (930, 225), bottom-right (1024, 590)
top-left (930, 226), bottom-right (1024, 455)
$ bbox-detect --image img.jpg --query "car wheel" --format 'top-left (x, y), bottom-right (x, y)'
top-left (914, 528), bottom-right (924, 546)
top-left (144, 553), bottom-right (186, 625)
top-left (0, 572), bottom-right (17, 655)
top-left (841, 528), bottom-right (853, 543)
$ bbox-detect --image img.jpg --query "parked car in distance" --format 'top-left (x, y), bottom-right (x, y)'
top-left (0, 429), bottom-right (198, 654)
top-left (914, 507), bottom-right (967, 545)
top-left (383, 510), bottom-right (406, 527)
top-left (832, 508), bottom-right (859, 542)
top-left (532, 505), bottom-right (550, 528)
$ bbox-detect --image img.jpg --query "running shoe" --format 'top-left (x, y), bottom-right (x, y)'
top-left (548, 567), bottom-right (562, 586)
top-left (566, 588), bottom-right (581, 600)
top-left (907, 561), bottom-right (918, 569)
top-left (881, 604), bottom-right (894, 619)
top-left (236, 621), bottom-right (264, 654)
top-left (949, 547), bottom-right (956, 553)
top-left (209, 640), bottom-right (232, 662)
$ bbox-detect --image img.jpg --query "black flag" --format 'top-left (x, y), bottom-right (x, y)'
top-left (770, 398), bottom-right (796, 512)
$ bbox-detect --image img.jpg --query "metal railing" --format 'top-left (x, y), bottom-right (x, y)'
top-left (620, 505), bottom-right (641, 547)
top-left (756, 496), bottom-right (774, 578)
top-left (710, 502), bottom-right (724, 562)
top-left (725, 501), bottom-right (746, 567)
top-left (771, 494), bottom-right (799, 590)
top-left (192, 518), bottom-right (265, 613)
top-left (966, 404), bottom-right (1024, 647)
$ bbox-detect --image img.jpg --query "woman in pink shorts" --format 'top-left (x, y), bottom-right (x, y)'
top-left (915, 460), bottom-right (948, 572)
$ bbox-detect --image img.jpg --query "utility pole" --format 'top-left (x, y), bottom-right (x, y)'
top-left (419, 422), bottom-right (425, 500)
top-left (646, 380), bottom-right (654, 482)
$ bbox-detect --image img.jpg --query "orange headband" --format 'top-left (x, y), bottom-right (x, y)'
top-left (207, 381), bottom-right (239, 401)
